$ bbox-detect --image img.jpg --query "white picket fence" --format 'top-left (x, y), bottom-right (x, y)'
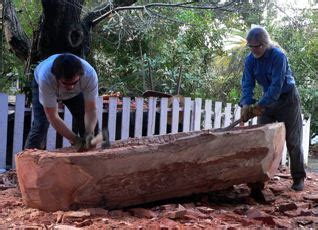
top-left (0, 93), bottom-right (311, 170)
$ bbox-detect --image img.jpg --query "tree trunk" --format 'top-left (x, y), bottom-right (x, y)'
top-left (2, 0), bottom-right (136, 101)
top-left (39, 0), bottom-right (85, 59)
top-left (3, 0), bottom-right (137, 64)
top-left (16, 123), bottom-right (286, 211)
top-left (3, 0), bottom-right (30, 62)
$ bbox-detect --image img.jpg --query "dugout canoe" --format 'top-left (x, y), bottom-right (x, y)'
top-left (16, 122), bottom-right (286, 211)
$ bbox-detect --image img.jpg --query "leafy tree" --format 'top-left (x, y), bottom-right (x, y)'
top-left (89, 3), bottom-right (240, 98)
top-left (1, 0), bottom-right (240, 100)
top-left (267, 10), bottom-right (318, 137)
top-left (1, 0), bottom-right (317, 137)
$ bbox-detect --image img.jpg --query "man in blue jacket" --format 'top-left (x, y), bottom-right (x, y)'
top-left (240, 26), bottom-right (306, 191)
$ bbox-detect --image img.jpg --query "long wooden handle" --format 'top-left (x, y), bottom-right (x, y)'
top-left (224, 119), bottom-right (241, 130)
top-left (215, 118), bottom-right (241, 132)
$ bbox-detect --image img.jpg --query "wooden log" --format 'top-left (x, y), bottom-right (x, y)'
top-left (16, 123), bottom-right (286, 211)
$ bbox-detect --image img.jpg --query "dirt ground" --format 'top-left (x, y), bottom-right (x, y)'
top-left (1, 146), bottom-right (318, 229)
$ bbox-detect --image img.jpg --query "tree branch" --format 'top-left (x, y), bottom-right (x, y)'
top-left (83, 0), bottom-right (138, 28)
top-left (146, 8), bottom-right (194, 26)
top-left (3, 0), bottom-right (30, 62)
top-left (82, 2), bottom-right (113, 29)
top-left (91, 0), bottom-right (237, 26)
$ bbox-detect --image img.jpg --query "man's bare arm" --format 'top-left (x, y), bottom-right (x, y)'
top-left (84, 100), bottom-right (98, 134)
top-left (44, 106), bottom-right (77, 143)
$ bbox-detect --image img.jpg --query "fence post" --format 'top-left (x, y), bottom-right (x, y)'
top-left (97, 96), bottom-right (104, 131)
top-left (134, 97), bottom-right (144, 138)
top-left (303, 115), bottom-right (311, 166)
top-left (182, 97), bottom-right (191, 132)
top-left (159, 97), bottom-right (168, 135)
top-left (12, 94), bottom-right (25, 168)
top-left (147, 97), bottom-right (157, 137)
top-left (223, 103), bottom-right (232, 127)
top-left (204, 100), bottom-right (212, 130)
top-left (46, 125), bottom-right (56, 150)
top-left (108, 97), bottom-right (118, 142)
top-left (62, 106), bottom-right (73, 147)
top-left (214, 101), bottom-right (222, 128)
top-left (171, 97), bottom-right (180, 134)
top-left (0, 93), bottom-right (8, 170)
top-left (121, 97), bottom-right (131, 140)
top-left (193, 98), bottom-right (202, 131)
top-left (233, 105), bottom-right (241, 124)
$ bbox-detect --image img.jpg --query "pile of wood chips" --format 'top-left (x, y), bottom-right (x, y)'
top-left (1, 164), bottom-right (318, 229)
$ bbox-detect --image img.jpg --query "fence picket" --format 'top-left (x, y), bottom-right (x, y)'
top-left (108, 97), bottom-right (118, 142)
top-left (234, 105), bottom-right (241, 123)
top-left (46, 125), bottom-right (56, 150)
top-left (214, 101), bottom-right (222, 128)
top-left (97, 96), bottom-right (103, 131)
top-left (12, 95), bottom-right (25, 168)
top-left (190, 100), bottom-right (195, 131)
top-left (134, 97), bottom-right (144, 138)
top-left (204, 100), bottom-right (212, 130)
top-left (0, 93), bottom-right (8, 169)
top-left (147, 97), bottom-right (157, 137)
top-left (62, 106), bottom-right (72, 147)
top-left (193, 98), bottom-right (202, 131)
top-left (224, 103), bottom-right (232, 127)
top-left (121, 97), bottom-right (131, 140)
top-left (171, 97), bottom-right (180, 134)
top-left (252, 117), bottom-right (258, 125)
top-left (303, 115), bottom-right (311, 166)
top-left (182, 97), bottom-right (191, 132)
top-left (159, 98), bottom-right (168, 135)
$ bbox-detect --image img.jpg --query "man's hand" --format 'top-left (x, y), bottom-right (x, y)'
top-left (252, 104), bottom-right (264, 117)
top-left (72, 136), bottom-right (86, 152)
top-left (84, 132), bottom-right (95, 149)
top-left (72, 133), bottom-right (95, 152)
top-left (241, 104), bottom-right (264, 122)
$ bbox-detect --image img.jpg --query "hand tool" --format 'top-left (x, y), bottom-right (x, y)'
top-left (90, 128), bottom-right (111, 149)
top-left (215, 118), bottom-right (242, 132)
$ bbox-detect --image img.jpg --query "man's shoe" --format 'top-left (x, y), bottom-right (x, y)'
top-left (291, 178), bottom-right (304, 191)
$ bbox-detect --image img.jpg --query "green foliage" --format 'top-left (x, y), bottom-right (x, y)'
top-left (1, 0), bottom-right (41, 95)
top-left (267, 10), bottom-right (318, 135)
top-left (2, 1), bottom-right (317, 136)
top-left (213, 7), bottom-right (318, 136)
top-left (13, 0), bottom-right (42, 37)
top-left (0, 46), bottom-right (25, 94)
top-left (92, 8), bottom-right (229, 98)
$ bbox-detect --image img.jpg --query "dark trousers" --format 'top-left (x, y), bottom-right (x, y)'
top-left (258, 86), bottom-right (306, 179)
top-left (24, 79), bottom-right (88, 149)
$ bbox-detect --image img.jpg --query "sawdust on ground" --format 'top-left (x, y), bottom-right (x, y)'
top-left (1, 147), bottom-right (318, 229)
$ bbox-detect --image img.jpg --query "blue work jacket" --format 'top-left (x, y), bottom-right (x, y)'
top-left (240, 47), bottom-right (295, 107)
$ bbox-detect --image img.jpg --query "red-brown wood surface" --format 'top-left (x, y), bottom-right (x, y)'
top-left (16, 123), bottom-right (285, 211)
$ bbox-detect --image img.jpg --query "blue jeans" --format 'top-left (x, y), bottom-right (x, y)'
top-left (258, 86), bottom-right (306, 180)
top-left (24, 79), bottom-right (87, 149)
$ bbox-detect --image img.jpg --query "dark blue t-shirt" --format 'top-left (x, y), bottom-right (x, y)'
top-left (240, 47), bottom-right (295, 107)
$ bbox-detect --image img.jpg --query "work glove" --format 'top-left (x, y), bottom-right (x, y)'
top-left (240, 104), bottom-right (264, 122)
top-left (72, 133), bottom-right (95, 152)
